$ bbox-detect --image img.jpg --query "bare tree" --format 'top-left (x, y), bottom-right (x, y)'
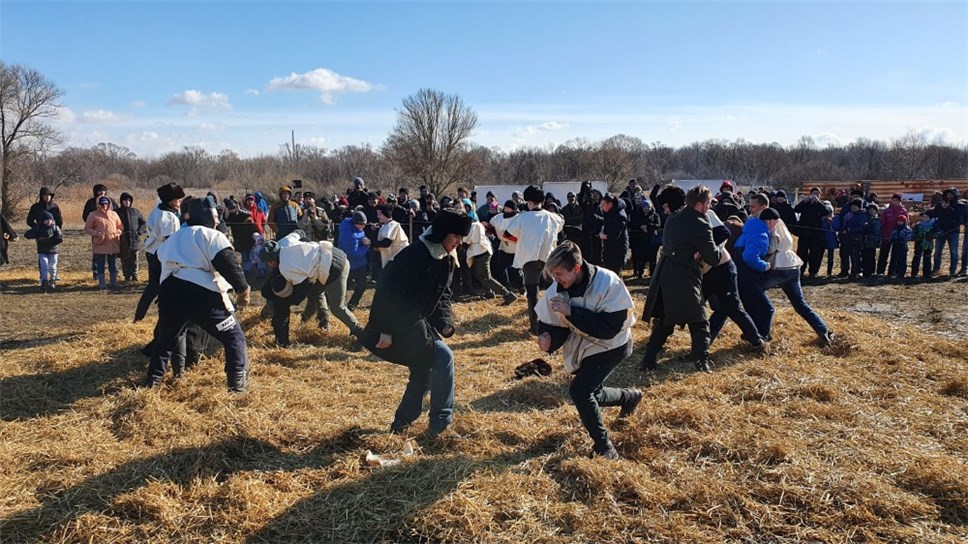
top-left (0, 62), bottom-right (64, 217)
top-left (383, 88), bottom-right (478, 196)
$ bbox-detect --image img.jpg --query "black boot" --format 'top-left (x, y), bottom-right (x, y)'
top-left (694, 358), bottom-right (713, 373)
top-left (227, 369), bottom-right (249, 393)
top-left (619, 388), bottom-right (643, 418)
top-left (640, 346), bottom-right (661, 371)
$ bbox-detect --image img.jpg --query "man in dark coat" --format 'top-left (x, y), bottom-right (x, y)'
top-left (641, 185), bottom-right (722, 373)
top-left (578, 182), bottom-right (603, 265)
top-left (361, 209), bottom-right (472, 437)
top-left (793, 187), bottom-right (830, 278)
top-left (599, 193), bottom-right (629, 275)
top-left (561, 192), bottom-right (584, 245)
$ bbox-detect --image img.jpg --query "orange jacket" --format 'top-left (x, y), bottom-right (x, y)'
top-left (84, 208), bottom-right (123, 254)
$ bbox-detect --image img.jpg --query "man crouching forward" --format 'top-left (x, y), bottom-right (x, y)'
top-left (361, 209), bottom-right (472, 438)
top-left (535, 241), bottom-right (642, 459)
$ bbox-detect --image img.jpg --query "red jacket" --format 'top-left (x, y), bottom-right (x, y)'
top-left (245, 201), bottom-right (266, 235)
top-left (880, 202), bottom-right (908, 238)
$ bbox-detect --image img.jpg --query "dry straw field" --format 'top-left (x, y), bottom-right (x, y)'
top-left (1, 204), bottom-right (966, 542)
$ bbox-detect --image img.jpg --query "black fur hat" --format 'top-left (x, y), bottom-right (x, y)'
top-left (425, 209), bottom-right (472, 243)
top-left (157, 182), bottom-right (186, 203)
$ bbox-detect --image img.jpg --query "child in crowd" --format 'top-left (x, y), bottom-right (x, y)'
top-left (887, 214), bottom-right (912, 279)
top-left (24, 210), bottom-right (64, 290)
top-left (861, 204), bottom-right (881, 278)
top-left (910, 212), bottom-right (936, 279)
top-left (841, 199), bottom-right (867, 279)
top-left (246, 232), bottom-right (269, 277)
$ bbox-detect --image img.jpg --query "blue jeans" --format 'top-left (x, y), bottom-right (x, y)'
top-left (933, 230), bottom-right (960, 275)
top-left (756, 268), bottom-right (829, 340)
top-left (393, 339), bottom-right (455, 433)
top-left (94, 253), bottom-right (119, 288)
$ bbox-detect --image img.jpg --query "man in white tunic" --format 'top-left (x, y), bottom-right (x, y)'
top-left (535, 241), bottom-right (641, 459)
top-left (144, 196), bottom-right (251, 392)
top-left (506, 185), bottom-right (564, 333)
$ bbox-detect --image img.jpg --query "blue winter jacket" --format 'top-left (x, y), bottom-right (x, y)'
top-left (338, 217), bottom-right (370, 270)
top-left (735, 216), bottom-right (770, 272)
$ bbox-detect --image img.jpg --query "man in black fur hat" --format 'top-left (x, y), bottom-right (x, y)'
top-left (361, 208), bottom-right (472, 437)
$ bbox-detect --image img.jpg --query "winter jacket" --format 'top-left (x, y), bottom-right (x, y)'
top-left (736, 216), bottom-right (771, 273)
top-left (82, 196), bottom-right (118, 223)
top-left (793, 199), bottom-right (828, 238)
top-left (890, 225), bottom-right (912, 244)
top-left (362, 235), bottom-right (457, 370)
top-left (117, 205), bottom-right (147, 256)
top-left (931, 202), bottom-right (961, 235)
top-left (863, 217), bottom-right (882, 249)
top-left (880, 203), bottom-right (908, 238)
top-left (27, 200), bottom-right (63, 229)
top-left (643, 207), bottom-right (721, 326)
top-left (601, 199), bottom-right (630, 256)
top-left (24, 211), bottom-right (64, 254)
top-left (822, 217), bottom-right (839, 250)
top-left (83, 208), bottom-right (123, 255)
top-left (298, 206), bottom-right (331, 242)
top-left (267, 199), bottom-right (302, 239)
top-left (774, 202), bottom-right (797, 233)
top-left (338, 218), bottom-right (370, 270)
top-left (912, 219), bottom-right (936, 252)
top-left (243, 201), bottom-right (266, 235)
top-left (226, 210), bottom-right (258, 254)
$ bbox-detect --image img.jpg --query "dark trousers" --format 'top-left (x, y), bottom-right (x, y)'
top-left (570, 341), bottom-right (632, 451)
top-left (888, 244), bottom-right (908, 277)
top-left (583, 235), bottom-right (602, 266)
top-left (134, 252), bottom-right (162, 320)
top-left (347, 266), bottom-right (368, 308)
top-left (797, 235), bottom-right (826, 276)
top-left (262, 274), bottom-right (310, 346)
top-left (492, 250), bottom-right (521, 290)
top-left (470, 253), bottom-right (510, 297)
top-left (147, 277), bottom-right (248, 384)
top-left (647, 320), bottom-right (710, 361)
top-left (826, 248), bottom-right (835, 276)
top-left (522, 260), bottom-right (546, 332)
top-left (876, 240), bottom-right (892, 275)
top-left (120, 248), bottom-right (140, 281)
top-left (706, 260), bottom-right (763, 346)
top-left (861, 247), bottom-right (876, 277)
top-left (602, 243), bottom-right (626, 276)
top-left (911, 248), bottom-right (932, 277)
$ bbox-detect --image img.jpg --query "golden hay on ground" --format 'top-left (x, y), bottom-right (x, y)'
top-left (1, 254), bottom-right (967, 543)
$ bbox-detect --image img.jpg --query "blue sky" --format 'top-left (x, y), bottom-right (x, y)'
top-left (2, 0), bottom-right (966, 158)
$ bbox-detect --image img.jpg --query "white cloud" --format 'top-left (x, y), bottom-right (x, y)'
top-left (918, 127), bottom-right (961, 145)
top-left (305, 136), bottom-right (328, 147)
top-left (245, 89), bottom-right (260, 96)
top-left (81, 109), bottom-right (129, 124)
top-left (512, 120), bottom-right (570, 140)
top-left (812, 132), bottom-right (849, 148)
top-left (55, 106), bottom-right (76, 124)
top-left (132, 100), bottom-right (146, 109)
top-left (198, 122), bottom-right (224, 131)
top-left (267, 68), bottom-right (375, 104)
top-left (167, 90), bottom-right (232, 111)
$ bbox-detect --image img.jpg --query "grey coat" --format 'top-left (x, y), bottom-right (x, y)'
top-left (643, 207), bottom-right (721, 326)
